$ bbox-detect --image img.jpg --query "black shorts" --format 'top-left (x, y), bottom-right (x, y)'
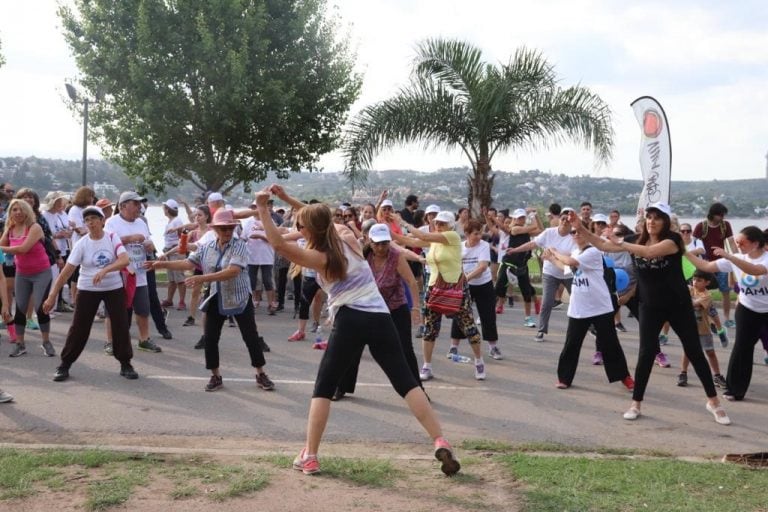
top-left (2, 264), bottom-right (14, 279)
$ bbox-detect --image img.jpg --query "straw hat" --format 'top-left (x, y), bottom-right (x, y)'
top-left (44, 191), bottom-right (70, 211)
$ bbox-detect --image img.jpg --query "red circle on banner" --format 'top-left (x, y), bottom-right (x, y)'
top-left (643, 109), bottom-right (663, 138)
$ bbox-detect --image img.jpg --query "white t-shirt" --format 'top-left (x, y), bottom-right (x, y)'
top-left (242, 217), bottom-right (275, 265)
top-left (163, 217), bottom-right (184, 250)
top-left (686, 238), bottom-right (705, 258)
top-left (462, 240), bottom-right (492, 286)
top-left (68, 205), bottom-right (86, 247)
top-left (68, 232), bottom-right (126, 291)
top-left (715, 252), bottom-right (768, 313)
top-left (497, 230), bottom-right (510, 264)
top-left (567, 246), bottom-right (614, 319)
top-left (43, 210), bottom-right (71, 255)
top-left (105, 215), bottom-right (151, 287)
top-left (534, 227), bottom-right (577, 278)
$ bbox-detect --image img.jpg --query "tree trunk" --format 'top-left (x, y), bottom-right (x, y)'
top-left (467, 156), bottom-right (494, 218)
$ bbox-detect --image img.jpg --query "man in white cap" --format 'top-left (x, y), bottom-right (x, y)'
top-left (206, 192), bottom-right (225, 215)
top-left (105, 191), bottom-right (162, 353)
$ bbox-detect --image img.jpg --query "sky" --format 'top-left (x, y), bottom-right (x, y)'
top-left (1, 0), bottom-right (767, 181)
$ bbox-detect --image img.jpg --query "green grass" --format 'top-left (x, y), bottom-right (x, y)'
top-left (160, 457), bottom-right (269, 501)
top-left (86, 462), bottom-right (149, 511)
top-left (459, 439), bottom-right (673, 458)
top-left (312, 457), bottom-right (400, 487)
top-left (500, 453), bottom-right (768, 512)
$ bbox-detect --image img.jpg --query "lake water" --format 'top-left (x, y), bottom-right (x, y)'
top-left (145, 205), bottom-right (190, 251)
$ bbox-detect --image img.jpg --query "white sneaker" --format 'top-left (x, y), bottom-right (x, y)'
top-left (474, 363), bottom-right (486, 380)
top-left (489, 346), bottom-right (503, 360)
top-left (419, 367), bottom-right (434, 381)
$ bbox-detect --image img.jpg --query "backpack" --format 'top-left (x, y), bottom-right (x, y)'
top-left (36, 215), bottom-right (59, 265)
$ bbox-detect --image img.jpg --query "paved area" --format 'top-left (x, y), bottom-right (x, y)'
top-left (1, 299), bottom-right (767, 457)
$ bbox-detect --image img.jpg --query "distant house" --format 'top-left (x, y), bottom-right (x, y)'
top-left (94, 181), bottom-right (119, 197)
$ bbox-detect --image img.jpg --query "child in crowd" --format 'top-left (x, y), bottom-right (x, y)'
top-left (677, 270), bottom-right (726, 388)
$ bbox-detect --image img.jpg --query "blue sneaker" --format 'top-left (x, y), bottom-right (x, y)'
top-left (717, 328), bottom-right (729, 348)
top-left (658, 333), bottom-right (668, 346)
top-left (725, 319), bottom-right (736, 328)
top-left (27, 318), bottom-right (40, 331)
top-left (446, 346), bottom-right (458, 359)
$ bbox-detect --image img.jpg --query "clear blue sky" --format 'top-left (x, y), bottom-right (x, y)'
top-left (1, 0), bottom-right (767, 181)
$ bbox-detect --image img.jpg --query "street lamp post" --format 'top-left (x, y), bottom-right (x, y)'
top-left (65, 83), bottom-right (96, 187)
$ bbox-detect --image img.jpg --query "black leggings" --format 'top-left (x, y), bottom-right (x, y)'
top-left (336, 304), bottom-right (421, 395)
top-left (725, 304), bottom-right (768, 399)
top-left (495, 260), bottom-right (535, 302)
top-left (313, 306), bottom-right (419, 399)
top-left (299, 276), bottom-right (321, 320)
top-left (558, 312), bottom-right (630, 385)
top-left (451, 281), bottom-right (497, 341)
top-left (633, 299), bottom-right (716, 401)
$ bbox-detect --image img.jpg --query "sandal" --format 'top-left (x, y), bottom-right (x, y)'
top-left (706, 402), bottom-right (731, 426)
top-left (622, 406), bottom-right (641, 420)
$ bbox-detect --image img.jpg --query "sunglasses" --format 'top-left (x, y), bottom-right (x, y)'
top-left (680, 229), bottom-right (692, 233)
top-left (343, 214), bottom-right (355, 219)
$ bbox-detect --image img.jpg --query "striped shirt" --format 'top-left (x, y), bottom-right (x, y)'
top-left (188, 237), bottom-right (250, 314)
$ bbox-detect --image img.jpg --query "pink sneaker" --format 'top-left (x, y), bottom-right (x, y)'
top-left (161, 299), bottom-right (173, 308)
top-left (655, 352), bottom-right (671, 368)
top-left (287, 330), bottom-right (305, 342)
top-left (292, 448), bottom-right (320, 475)
top-left (176, 301), bottom-right (187, 311)
top-left (433, 437), bottom-right (461, 476)
top-left (7, 324), bottom-right (17, 342)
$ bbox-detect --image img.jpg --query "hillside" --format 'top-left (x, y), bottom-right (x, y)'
top-left (1, 157), bottom-right (766, 217)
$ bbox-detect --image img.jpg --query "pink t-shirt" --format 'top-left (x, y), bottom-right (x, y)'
top-left (10, 227), bottom-right (51, 275)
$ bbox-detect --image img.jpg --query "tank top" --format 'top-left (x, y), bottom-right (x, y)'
top-left (317, 242), bottom-right (389, 318)
top-left (10, 227), bottom-right (51, 275)
top-left (367, 247), bottom-right (406, 311)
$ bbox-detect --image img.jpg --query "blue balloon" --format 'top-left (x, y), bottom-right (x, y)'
top-left (614, 268), bottom-right (630, 293)
top-left (603, 256), bottom-right (615, 268)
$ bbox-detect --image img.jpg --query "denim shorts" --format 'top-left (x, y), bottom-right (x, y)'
top-left (714, 271), bottom-right (730, 293)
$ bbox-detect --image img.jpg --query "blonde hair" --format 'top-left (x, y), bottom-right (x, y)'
top-left (297, 203), bottom-right (347, 281)
top-left (3, 199), bottom-right (36, 239)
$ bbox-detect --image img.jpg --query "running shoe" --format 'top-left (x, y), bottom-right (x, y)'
top-left (53, 366), bottom-right (70, 382)
top-left (256, 373), bottom-right (275, 391)
top-left (474, 363), bottom-right (486, 380)
top-left (658, 333), bottom-right (669, 346)
top-left (161, 299), bottom-right (173, 308)
top-left (446, 346), bottom-right (458, 359)
top-left (309, 321), bottom-right (321, 334)
top-left (592, 351), bottom-right (603, 365)
top-left (433, 437), bottom-right (461, 476)
top-left (194, 336), bottom-right (206, 350)
top-left (138, 339), bottom-right (162, 353)
top-left (104, 343), bottom-right (113, 356)
top-left (183, 316), bottom-right (195, 326)
top-left (287, 330), bottom-right (305, 342)
top-left (415, 325), bottom-right (425, 339)
top-left (717, 328), bottom-right (729, 348)
top-left (120, 363), bottom-right (139, 380)
top-left (677, 372), bottom-right (687, 387)
top-left (534, 331), bottom-right (545, 342)
top-left (26, 318), bottom-right (40, 330)
top-left (622, 376), bottom-right (635, 390)
top-left (9, 343), bottom-right (26, 358)
top-left (205, 374), bottom-right (223, 392)
top-left (724, 319), bottom-right (735, 328)
top-left (176, 301), bottom-right (187, 311)
top-left (419, 366), bottom-right (434, 381)
top-left (489, 346), bottom-right (503, 360)
top-left (556, 381), bottom-right (569, 389)
top-left (523, 316), bottom-right (536, 328)
top-left (552, 300), bottom-right (563, 310)
top-left (655, 352), bottom-right (671, 368)
top-left (713, 374), bottom-right (727, 388)
top-left (0, 390), bottom-right (14, 403)
top-left (615, 322), bottom-right (627, 333)
top-left (495, 304), bottom-right (503, 314)
top-left (41, 341), bottom-right (56, 357)
top-left (292, 448), bottom-right (320, 475)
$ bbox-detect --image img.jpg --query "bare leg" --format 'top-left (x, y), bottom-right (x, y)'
top-left (422, 339), bottom-right (435, 364)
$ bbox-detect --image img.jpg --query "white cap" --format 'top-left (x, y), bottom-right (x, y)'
top-left (592, 213), bottom-right (609, 223)
top-left (512, 208), bottom-right (527, 218)
top-left (207, 192), bottom-right (224, 203)
top-left (380, 199), bottom-right (393, 208)
top-left (368, 223), bottom-right (392, 243)
top-left (118, 191), bottom-right (144, 204)
top-left (162, 199), bottom-right (179, 210)
top-left (434, 211), bottom-right (455, 227)
top-left (646, 202), bottom-right (672, 217)
top-left (561, 207), bottom-right (575, 215)
top-left (425, 204), bottom-right (441, 215)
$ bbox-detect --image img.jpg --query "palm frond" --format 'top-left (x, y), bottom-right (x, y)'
top-left (413, 38), bottom-right (485, 98)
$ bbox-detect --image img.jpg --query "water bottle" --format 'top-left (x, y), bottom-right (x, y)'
top-left (178, 231), bottom-right (189, 255)
top-left (450, 353), bottom-right (472, 364)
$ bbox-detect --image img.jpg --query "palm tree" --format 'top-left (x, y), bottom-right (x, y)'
top-left (343, 38), bottom-right (614, 215)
